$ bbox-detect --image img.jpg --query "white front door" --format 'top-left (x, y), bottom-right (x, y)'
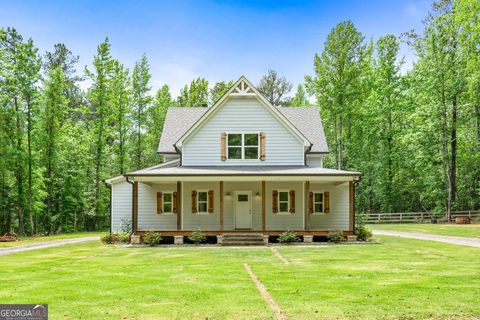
top-left (235, 191), bottom-right (252, 229)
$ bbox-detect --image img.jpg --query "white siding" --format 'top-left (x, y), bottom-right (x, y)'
top-left (111, 181), bottom-right (132, 233)
top-left (266, 181), bottom-right (304, 230)
top-left (182, 182), bottom-right (220, 231)
top-left (306, 154), bottom-right (323, 167)
top-left (309, 183), bottom-right (350, 230)
top-left (138, 182), bottom-right (178, 231)
top-left (182, 97), bottom-right (304, 166)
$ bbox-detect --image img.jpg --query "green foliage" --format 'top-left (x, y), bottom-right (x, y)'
top-left (278, 230), bottom-right (300, 243)
top-left (143, 232), bottom-right (163, 246)
top-left (116, 232), bottom-right (130, 243)
top-left (177, 77), bottom-right (209, 107)
top-left (326, 230), bottom-right (344, 243)
top-left (289, 84), bottom-right (310, 107)
top-left (100, 232), bottom-right (113, 244)
top-left (187, 229), bottom-right (206, 244)
top-left (354, 225), bottom-right (372, 242)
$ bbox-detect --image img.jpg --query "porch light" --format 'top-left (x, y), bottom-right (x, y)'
top-left (225, 192), bottom-right (231, 197)
top-left (255, 192), bottom-right (261, 197)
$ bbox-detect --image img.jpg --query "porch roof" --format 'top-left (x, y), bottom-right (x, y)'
top-left (125, 165), bottom-right (361, 177)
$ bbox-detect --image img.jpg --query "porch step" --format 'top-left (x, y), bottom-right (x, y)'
top-left (221, 233), bottom-right (265, 246)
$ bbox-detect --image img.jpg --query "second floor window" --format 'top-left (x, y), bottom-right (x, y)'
top-left (227, 133), bottom-right (259, 160)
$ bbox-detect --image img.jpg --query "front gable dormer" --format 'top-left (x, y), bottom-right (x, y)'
top-left (176, 77), bottom-right (311, 166)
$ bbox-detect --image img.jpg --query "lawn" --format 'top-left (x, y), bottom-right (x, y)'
top-left (0, 232), bottom-right (100, 248)
top-left (369, 223), bottom-right (480, 238)
top-left (0, 237), bottom-right (479, 319)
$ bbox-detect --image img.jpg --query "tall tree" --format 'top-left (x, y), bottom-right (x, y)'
top-left (85, 38), bottom-right (113, 228)
top-left (306, 20), bottom-right (367, 170)
top-left (131, 54), bottom-right (152, 170)
top-left (41, 66), bottom-right (68, 231)
top-left (145, 85), bottom-right (173, 165)
top-left (257, 69), bottom-right (293, 106)
top-left (289, 84), bottom-right (310, 107)
top-left (17, 38), bottom-right (41, 234)
top-left (110, 60), bottom-right (132, 174)
top-left (177, 77), bottom-right (209, 107)
top-left (210, 80), bottom-right (234, 104)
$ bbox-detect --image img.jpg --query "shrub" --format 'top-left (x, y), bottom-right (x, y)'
top-left (100, 233), bottom-right (113, 244)
top-left (278, 230), bottom-right (300, 243)
top-left (327, 230), bottom-right (344, 243)
top-left (354, 225), bottom-right (372, 241)
top-left (188, 229), bottom-right (206, 244)
top-left (143, 232), bottom-right (163, 246)
top-left (117, 232), bottom-right (131, 243)
top-left (120, 217), bottom-right (132, 233)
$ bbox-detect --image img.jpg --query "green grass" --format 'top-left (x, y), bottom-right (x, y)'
top-left (0, 232), bottom-right (100, 248)
top-left (0, 237), bottom-right (479, 319)
top-left (369, 223), bottom-right (480, 238)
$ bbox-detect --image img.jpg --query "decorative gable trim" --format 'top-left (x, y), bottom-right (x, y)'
top-left (174, 76), bottom-right (312, 150)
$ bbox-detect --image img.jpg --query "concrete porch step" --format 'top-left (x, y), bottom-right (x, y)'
top-left (221, 233), bottom-right (265, 246)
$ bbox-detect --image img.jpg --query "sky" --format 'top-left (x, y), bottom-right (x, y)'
top-left (0, 0), bottom-right (432, 97)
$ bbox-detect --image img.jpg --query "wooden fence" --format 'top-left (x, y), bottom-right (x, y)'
top-left (365, 211), bottom-right (480, 224)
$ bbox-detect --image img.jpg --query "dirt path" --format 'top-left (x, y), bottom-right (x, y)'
top-left (0, 237), bottom-right (99, 256)
top-left (373, 230), bottom-right (480, 248)
top-left (243, 263), bottom-right (288, 320)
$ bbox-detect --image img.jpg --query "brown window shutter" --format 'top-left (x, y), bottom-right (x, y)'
top-left (220, 132), bottom-right (227, 161)
top-left (157, 192), bottom-right (163, 214)
top-left (272, 190), bottom-right (278, 213)
top-left (309, 192), bottom-right (314, 213)
top-left (324, 192), bottom-right (330, 213)
top-left (289, 190), bottom-right (295, 213)
top-left (191, 190), bottom-right (197, 213)
top-left (172, 191), bottom-right (178, 214)
top-left (260, 132), bottom-right (266, 161)
top-left (208, 190), bottom-right (214, 213)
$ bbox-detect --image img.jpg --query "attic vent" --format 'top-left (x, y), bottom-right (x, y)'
top-left (231, 80), bottom-right (255, 96)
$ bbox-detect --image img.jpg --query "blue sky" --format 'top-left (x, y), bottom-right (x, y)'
top-left (1, 0), bottom-right (431, 96)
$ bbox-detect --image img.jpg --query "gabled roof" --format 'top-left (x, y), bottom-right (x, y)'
top-left (174, 76), bottom-right (312, 150)
top-left (157, 106), bottom-right (329, 154)
top-left (157, 107), bottom-right (207, 154)
top-left (276, 107), bottom-right (328, 153)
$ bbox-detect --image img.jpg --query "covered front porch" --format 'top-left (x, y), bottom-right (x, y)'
top-left (129, 172), bottom-right (358, 237)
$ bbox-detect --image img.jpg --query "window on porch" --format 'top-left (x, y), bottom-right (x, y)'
top-left (314, 192), bottom-right (323, 213)
top-left (278, 191), bottom-right (290, 213)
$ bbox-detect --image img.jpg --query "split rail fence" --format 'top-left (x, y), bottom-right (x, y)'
top-left (365, 211), bottom-right (480, 224)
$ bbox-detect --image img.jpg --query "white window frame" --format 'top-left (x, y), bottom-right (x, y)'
top-left (162, 191), bottom-right (174, 215)
top-left (312, 191), bottom-right (325, 215)
top-left (226, 132), bottom-right (260, 160)
top-left (277, 190), bottom-right (291, 215)
top-left (196, 190), bottom-right (209, 214)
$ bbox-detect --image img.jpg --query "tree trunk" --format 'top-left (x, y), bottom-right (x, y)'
top-left (450, 95), bottom-right (457, 207)
top-left (338, 115), bottom-right (343, 170)
top-left (27, 97), bottom-right (35, 235)
top-left (14, 95), bottom-right (25, 234)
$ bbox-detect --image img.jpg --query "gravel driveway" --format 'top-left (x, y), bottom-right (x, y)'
top-left (0, 237), bottom-right (99, 256)
top-left (373, 230), bottom-right (480, 248)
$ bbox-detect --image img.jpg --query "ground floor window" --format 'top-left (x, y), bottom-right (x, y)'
top-left (163, 192), bottom-right (173, 213)
top-left (278, 191), bottom-right (290, 213)
top-left (314, 192), bottom-right (323, 213)
top-left (197, 191), bottom-right (208, 212)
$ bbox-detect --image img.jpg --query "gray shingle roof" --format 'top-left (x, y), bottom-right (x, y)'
top-left (157, 106), bottom-right (329, 154)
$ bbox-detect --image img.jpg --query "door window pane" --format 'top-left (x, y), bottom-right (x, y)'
top-left (238, 195), bottom-right (248, 202)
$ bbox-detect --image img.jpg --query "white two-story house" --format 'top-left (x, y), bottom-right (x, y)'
top-left (105, 76), bottom-right (361, 243)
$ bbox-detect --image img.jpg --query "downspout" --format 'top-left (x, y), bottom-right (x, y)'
top-left (104, 181), bottom-right (112, 234)
top-left (125, 176), bottom-right (134, 235)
